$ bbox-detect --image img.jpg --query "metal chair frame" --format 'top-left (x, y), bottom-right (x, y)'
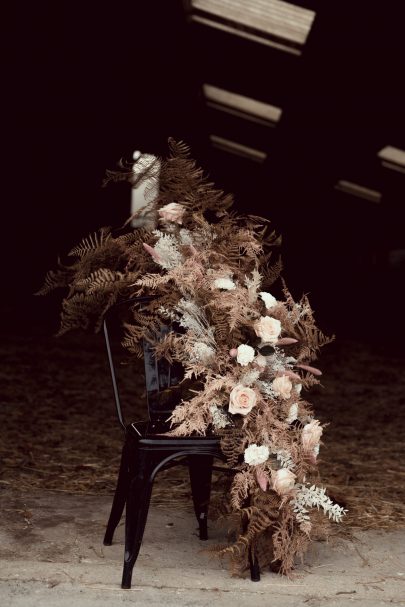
top-left (102, 297), bottom-right (260, 588)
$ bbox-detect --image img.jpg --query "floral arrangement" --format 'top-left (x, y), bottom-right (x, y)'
top-left (39, 140), bottom-right (347, 575)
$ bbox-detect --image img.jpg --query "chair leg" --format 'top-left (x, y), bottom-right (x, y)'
top-left (103, 442), bottom-right (130, 546)
top-left (188, 454), bottom-right (213, 541)
top-left (121, 451), bottom-right (155, 589)
top-left (249, 546), bottom-right (261, 582)
top-left (242, 505), bottom-right (261, 582)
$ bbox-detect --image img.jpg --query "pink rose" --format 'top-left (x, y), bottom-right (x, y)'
top-left (229, 384), bottom-right (257, 415)
top-left (272, 468), bottom-right (296, 495)
top-left (254, 316), bottom-right (281, 344)
top-left (301, 420), bottom-right (323, 452)
top-left (158, 202), bottom-right (185, 224)
top-left (272, 375), bottom-right (293, 400)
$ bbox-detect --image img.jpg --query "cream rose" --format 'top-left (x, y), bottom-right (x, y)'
top-left (272, 375), bottom-right (293, 400)
top-left (272, 468), bottom-right (296, 495)
top-left (244, 443), bottom-right (270, 466)
top-left (301, 420), bottom-right (323, 452)
top-left (158, 202), bottom-right (185, 224)
top-left (254, 316), bottom-right (281, 344)
top-left (236, 344), bottom-right (255, 366)
top-left (229, 384), bottom-right (257, 415)
top-left (259, 291), bottom-right (277, 309)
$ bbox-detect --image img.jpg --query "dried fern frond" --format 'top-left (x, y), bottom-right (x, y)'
top-left (68, 227), bottom-right (112, 258)
top-left (35, 267), bottom-right (72, 295)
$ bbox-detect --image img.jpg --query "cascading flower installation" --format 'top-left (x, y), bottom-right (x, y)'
top-left (39, 139), bottom-right (347, 576)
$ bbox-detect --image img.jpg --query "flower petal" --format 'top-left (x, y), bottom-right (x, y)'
top-left (143, 242), bottom-right (162, 262)
top-left (296, 364), bottom-right (322, 376)
top-left (256, 469), bottom-right (268, 492)
top-left (276, 337), bottom-right (298, 346)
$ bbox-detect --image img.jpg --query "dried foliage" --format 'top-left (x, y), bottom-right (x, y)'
top-left (39, 139), bottom-right (346, 576)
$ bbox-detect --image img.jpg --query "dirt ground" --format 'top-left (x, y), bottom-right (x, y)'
top-left (1, 491), bottom-right (405, 606)
top-left (1, 330), bottom-right (405, 604)
top-left (1, 331), bottom-right (404, 526)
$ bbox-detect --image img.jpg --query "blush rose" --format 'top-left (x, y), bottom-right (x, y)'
top-left (229, 384), bottom-right (257, 415)
top-left (272, 468), bottom-right (296, 495)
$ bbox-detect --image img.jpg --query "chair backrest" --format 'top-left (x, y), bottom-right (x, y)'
top-left (142, 328), bottom-right (184, 420)
top-left (103, 297), bottom-right (184, 429)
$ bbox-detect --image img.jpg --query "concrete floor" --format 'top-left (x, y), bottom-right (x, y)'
top-left (0, 491), bottom-right (404, 607)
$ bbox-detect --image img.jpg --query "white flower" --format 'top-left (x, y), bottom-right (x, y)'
top-left (272, 375), bottom-right (293, 400)
top-left (192, 342), bottom-right (215, 364)
top-left (254, 316), bottom-right (281, 344)
top-left (244, 444), bottom-right (270, 466)
top-left (229, 384), bottom-right (257, 415)
top-left (259, 291), bottom-right (277, 309)
top-left (272, 468), bottom-right (296, 495)
top-left (295, 383), bottom-right (303, 394)
top-left (236, 344), bottom-right (255, 366)
top-left (213, 277), bottom-right (236, 290)
top-left (301, 420), bottom-right (323, 452)
top-left (286, 403), bottom-right (298, 424)
top-left (158, 202), bottom-right (185, 224)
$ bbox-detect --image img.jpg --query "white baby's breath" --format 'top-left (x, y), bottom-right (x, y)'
top-left (179, 229), bottom-right (194, 245)
top-left (192, 342), bottom-right (215, 364)
top-left (209, 404), bottom-right (229, 429)
top-left (240, 369), bottom-right (261, 386)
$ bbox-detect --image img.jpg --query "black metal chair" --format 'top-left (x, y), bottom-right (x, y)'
top-left (102, 297), bottom-right (260, 588)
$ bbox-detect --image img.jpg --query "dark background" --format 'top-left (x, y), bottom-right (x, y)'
top-left (3, 0), bottom-right (405, 344)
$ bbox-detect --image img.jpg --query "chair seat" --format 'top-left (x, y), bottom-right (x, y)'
top-left (128, 419), bottom-right (221, 448)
